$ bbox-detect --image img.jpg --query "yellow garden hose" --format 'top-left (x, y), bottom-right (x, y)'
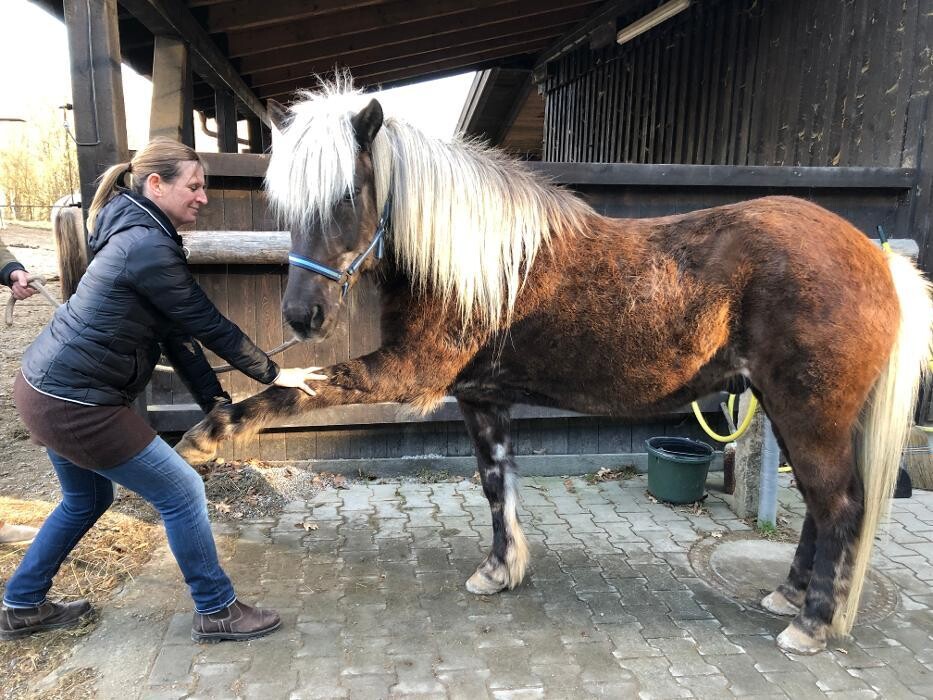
top-left (691, 392), bottom-right (759, 443)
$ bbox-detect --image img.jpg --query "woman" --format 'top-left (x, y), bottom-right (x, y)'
top-left (0, 138), bottom-right (320, 642)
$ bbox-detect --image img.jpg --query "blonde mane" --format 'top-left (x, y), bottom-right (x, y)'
top-left (265, 79), bottom-right (594, 329)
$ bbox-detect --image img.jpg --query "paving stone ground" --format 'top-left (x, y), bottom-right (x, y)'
top-left (39, 473), bottom-right (933, 699)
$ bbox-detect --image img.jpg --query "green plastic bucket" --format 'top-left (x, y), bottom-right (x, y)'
top-left (645, 437), bottom-right (714, 504)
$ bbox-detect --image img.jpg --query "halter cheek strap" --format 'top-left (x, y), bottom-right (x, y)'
top-left (288, 195), bottom-right (390, 298)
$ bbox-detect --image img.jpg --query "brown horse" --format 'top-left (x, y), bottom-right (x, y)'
top-left (176, 81), bottom-right (933, 654)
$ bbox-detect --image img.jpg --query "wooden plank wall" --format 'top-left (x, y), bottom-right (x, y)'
top-left (540, 0), bottom-right (931, 265)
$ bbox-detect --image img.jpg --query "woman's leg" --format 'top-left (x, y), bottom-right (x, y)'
top-left (98, 437), bottom-right (236, 614)
top-left (3, 449), bottom-right (115, 607)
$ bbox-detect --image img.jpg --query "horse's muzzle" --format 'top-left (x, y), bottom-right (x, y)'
top-left (284, 303), bottom-right (325, 340)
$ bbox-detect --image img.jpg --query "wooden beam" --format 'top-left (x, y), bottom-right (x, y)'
top-left (533, 0), bottom-right (641, 74)
top-left (149, 35), bottom-right (193, 144)
top-left (256, 38), bottom-right (552, 99)
top-left (181, 230), bottom-right (289, 264)
top-left (250, 26), bottom-right (564, 90)
top-left (214, 90), bottom-right (238, 153)
top-left (119, 0), bottom-right (270, 125)
top-left (457, 70), bottom-right (500, 136)
top-left (63, 0), bottom-right (129, 228)
top-left (237, 2), bottom-right (598, 75)
top-left (149, 394), bottom-right (729, 433)
top-left (246, 116), bottom-right (264, 154)
top-left (523, 163), bottom-right (918, 189)
top-left (194, 155), bottom-right (915, 193)
top-left (199, 152), bottom-right (269, 177)
top-left (205, 0), bottom-right (385, 33)
top-left (225, 0), bottom-right (593, 59)
top-left (493, 73), bottom-right (535, 143)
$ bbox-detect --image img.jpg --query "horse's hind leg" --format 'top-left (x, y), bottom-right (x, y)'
top-left (762, 512), bottom-right (815, 615)
top-left (770, 435), bottom-right (863, 654)
top-left (457, 399), bottom-right (529, 595)
top-left (761, 427), bottom-right (815, 616)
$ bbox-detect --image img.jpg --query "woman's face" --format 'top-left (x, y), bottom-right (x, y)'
top-left (144, 161), bottom-right (208, 228)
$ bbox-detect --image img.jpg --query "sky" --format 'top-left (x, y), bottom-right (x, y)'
top-left (0, 0), bottom-right (475, 151)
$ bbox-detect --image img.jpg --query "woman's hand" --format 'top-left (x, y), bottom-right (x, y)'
top-left (9, 270), bottom-right (37, 300)
top-left (272, 366), bottom-right (328, 396)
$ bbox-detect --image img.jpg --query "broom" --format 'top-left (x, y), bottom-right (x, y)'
top-left (904, 372), bottom-right (933, 491)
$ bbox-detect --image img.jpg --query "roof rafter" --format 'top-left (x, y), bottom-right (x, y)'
top-left (119, 0), bottom-right (270, 125)
top-left (225, 0), bottom-right (528, 58)
top-left (237, 2), bottom-right (596, 76)
top-left (204, 0), bottom-right (386, 33)
top-left (246, 16), bottom-right (575, 86)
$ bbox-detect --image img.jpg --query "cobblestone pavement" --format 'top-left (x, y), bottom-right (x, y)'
top-left (42, 474), bottom-right (933, 699)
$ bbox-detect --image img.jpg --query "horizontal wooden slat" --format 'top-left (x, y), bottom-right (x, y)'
top-left (196, 154), bottom-right (916, 191)
top-left (525, 163), bottom-right (918, 189)
top-left (200, 152), bottom-right (270, 178)
top-left (149, 394), bottom-right (729, 432)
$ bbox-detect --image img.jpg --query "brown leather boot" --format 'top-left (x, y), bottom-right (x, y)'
top-left (0, 600), bottom-right (93, 640)
top-left (191, 600), bottom-right (280, 643)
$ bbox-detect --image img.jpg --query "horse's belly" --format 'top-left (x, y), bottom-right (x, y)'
top-left (473, 334), bottom-right (709, 418)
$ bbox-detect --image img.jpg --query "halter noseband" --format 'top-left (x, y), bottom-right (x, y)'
top-left (287, 195), bottom-right (390, 298)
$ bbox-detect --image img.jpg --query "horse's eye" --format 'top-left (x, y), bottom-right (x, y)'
top-left (342, 188), bottom-right (360, 202)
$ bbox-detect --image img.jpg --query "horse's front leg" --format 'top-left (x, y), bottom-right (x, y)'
top-left (175, 348), bottom-right (450, 463)
top-left (458, 399), bottom-right (529, 595)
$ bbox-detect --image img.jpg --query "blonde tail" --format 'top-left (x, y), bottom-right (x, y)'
top-left (835, 253), bottom-right (933, 634)
top-left (53, 206), bottom-right (87, 301)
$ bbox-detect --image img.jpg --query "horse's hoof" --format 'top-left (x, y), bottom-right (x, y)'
top-left (761, 591), bottom-right (801, 616)
top-left (174, 436), bottom-right (216, 465)
top-left (776, 623), bottom-right (826, 655)
top-left (465, 568), bottom-right (508, 595)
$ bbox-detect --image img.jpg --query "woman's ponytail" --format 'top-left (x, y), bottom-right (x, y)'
top-left (86, 162), bottom-right (132, 232)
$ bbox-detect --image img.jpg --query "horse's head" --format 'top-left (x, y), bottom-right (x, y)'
top-left (266, 96), bottom-right (387, 341)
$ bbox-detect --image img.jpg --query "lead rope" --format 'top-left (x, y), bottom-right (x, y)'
top-left (5, 277), bottom-right (298, 374)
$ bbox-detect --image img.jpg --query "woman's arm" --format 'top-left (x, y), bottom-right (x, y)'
top-left (127, 239), bottom-right (279, 384)
top-left (160, 329), bottom-right (232, 413)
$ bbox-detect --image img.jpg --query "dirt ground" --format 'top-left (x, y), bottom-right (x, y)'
top-left (0, 224), bottom-right (62, 504)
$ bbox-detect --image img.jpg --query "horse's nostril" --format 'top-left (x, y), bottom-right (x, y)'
top-left (308, 305), bottom-right (325, 330)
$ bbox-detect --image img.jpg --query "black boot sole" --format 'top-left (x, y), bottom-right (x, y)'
top-left (191, 619), bottom-right (281, 643)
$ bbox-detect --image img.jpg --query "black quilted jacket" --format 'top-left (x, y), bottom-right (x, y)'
top-left (21, 191), bottom-right (278, 408)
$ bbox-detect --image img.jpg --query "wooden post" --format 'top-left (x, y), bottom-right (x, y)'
top-left (215, 90), bottom-right (238, 153)
top-left (150, 35), bottom-right (194, 145)
top-left (731, 393), bottom-right (764, 519)
top-left (63, 0), bottom-right (129, 226)
top-left (247, 115), bottom-right (263, 154)
top-left (63, 0), bottom-right (151, 424)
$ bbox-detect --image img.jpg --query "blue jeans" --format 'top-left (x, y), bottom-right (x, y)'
top-left (3, 437), bottom-right (235, 614)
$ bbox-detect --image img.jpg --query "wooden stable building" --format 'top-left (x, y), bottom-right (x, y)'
top-left (34, 0), bottom-right (931, 470)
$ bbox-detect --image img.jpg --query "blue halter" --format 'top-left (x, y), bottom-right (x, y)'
top-left (288, 195), bottom-right (390, 298)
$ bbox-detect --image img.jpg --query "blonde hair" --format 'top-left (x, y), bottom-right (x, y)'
top-left (87, 137), bottom-right (203, 231)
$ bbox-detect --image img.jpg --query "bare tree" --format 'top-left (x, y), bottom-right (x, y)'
top-left (0, 111), bottom-right (78, 222)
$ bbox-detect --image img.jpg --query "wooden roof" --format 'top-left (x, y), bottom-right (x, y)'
top-left (34, 0), bottom-right (611, 117)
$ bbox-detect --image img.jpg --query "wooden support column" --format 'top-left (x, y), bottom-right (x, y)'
top-left (247, 116), bottom-right (264, 154)
top-left (63, 0), bottom-right (128, 226)
top-left (150, 35), bottom-right (194, 145)
top-left (731, 393), bottom-right (764, 519)
top-left (215, 90), bottom-right (238, 153)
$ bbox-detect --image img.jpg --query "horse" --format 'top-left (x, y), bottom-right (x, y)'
top-left (174, 79), bottom-right (933, 655)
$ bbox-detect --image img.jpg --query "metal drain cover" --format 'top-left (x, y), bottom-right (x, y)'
top-left (689, 532), bottom-right (898, 624)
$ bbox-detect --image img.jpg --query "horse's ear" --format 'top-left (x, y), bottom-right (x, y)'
top-left (351, 99), bottom-right (384, 150)
top-left (266, 99), bottom-right (289, 134)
